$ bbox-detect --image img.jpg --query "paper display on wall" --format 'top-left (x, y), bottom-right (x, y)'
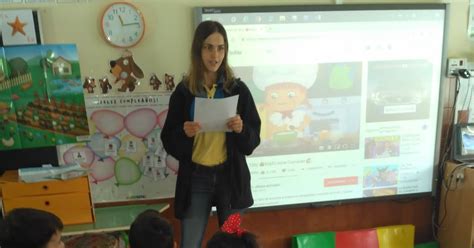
top-left (57, 92), bottom-right (177, 203)
top-left (0, 44), bottom-right (89, 150)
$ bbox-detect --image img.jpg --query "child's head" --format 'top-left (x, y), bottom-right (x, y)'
top-left (206, 213), bottom-right (259, 248)
top-left (206, 231), bottom-right (259, 248)
top-left (129, 209), bottom-right (175, 248)
top-left (0, 208), bottom-right (64, 248)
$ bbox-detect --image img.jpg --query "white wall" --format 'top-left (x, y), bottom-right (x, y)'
top-left (2, 0), bottom-right (472, 82)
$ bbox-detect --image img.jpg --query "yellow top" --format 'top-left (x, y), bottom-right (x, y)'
top-left (192, 84), bottom-right (227, 166)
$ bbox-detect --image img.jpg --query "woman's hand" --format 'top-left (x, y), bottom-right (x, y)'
top-left (183, 121), bottom-right (201, 137)
top-left (227, 115), bottom-right (243, 133)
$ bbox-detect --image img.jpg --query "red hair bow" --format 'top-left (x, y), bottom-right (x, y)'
top-left (221, 213), bottom-right (246, 236)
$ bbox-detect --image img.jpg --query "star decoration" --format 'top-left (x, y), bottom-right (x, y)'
top-left (8, 16), bottom-right (27, 36)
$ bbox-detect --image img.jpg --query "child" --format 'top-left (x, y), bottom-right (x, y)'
top-left (129, 209), bottom-right (176, 248)
top-left (0, 208), bottom-right (64, 248)
top-left (206, 213), bottom-right (259, 248)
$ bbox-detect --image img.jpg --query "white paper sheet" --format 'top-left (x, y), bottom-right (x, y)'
top-left (194, 95), bottom-right (239, 132)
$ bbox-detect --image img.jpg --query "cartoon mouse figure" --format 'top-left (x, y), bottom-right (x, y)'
top-left (109, 51), bottom-right (144, 92)
top-left (165, 73), bottom-right (175, 91)
top-left (99, 76), bottom-right (112, 94)
top-left (82, 77), bottom-right (96, 93)
top-left (149, 73), bottom-right (162, 90)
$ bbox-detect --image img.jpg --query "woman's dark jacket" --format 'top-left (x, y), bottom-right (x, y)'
top-left (160, 78), bottom-right (261, 219)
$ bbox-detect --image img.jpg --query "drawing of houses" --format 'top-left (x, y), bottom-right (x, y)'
top-left (52, 56), bottom-right (72, 76)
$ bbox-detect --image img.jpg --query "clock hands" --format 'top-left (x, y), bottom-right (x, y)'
top-left (118, 15), bottom-right (139, 26)
top-left (123, 22), bottom-right (140, 26)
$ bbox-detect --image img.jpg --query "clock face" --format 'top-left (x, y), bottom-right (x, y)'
top-left (101, 2), bottom-right (145, 48)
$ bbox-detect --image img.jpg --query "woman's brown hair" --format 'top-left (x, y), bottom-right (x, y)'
top-left (185, 21), bottom-right (234, 95)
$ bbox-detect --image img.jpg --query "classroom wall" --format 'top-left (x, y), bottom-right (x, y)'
top-left (2, 0), bottom-right (473, 81)
top-left (2, 0), bottom-right (472, 247)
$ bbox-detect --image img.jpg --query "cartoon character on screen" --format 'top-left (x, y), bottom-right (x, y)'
top-left (253, 65), bottom-right (317, 145)
top-left (374, 166), bottom-right (397, 187)
top-left (377, 142), bottom-right (393, 158)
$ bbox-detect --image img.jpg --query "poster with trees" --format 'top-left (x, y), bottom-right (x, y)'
top-left (0, 44), bottom-right (89, 150)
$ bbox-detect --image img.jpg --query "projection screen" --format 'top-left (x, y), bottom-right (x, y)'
top-left (195, 4), bottom-right (447, 208)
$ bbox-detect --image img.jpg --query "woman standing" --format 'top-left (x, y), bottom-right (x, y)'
top-left (161, 20), bottom-right (261, 248)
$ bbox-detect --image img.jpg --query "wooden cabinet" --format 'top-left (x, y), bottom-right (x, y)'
top-left (1, 176), bottom-right (94, 225)
top-left (438, 161), bottom-right (474, 248)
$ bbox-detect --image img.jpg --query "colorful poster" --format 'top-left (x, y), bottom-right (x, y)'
top-left (57, 92), bottom-right (178, 203)
top-left (0, 52), bottom-right (21, 149)
top-left (0, 44), bottom-right (88, 150)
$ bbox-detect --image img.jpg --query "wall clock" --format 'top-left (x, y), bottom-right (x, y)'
top-left (101, 2), bottom-right (145, 48)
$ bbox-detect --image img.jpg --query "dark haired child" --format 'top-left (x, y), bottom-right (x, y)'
top-left (129, 209), bottom-right (176, 248)
top-left (206, 213), bottom-right (259, 248)
top-left (0, 208), bottom-right (64, 248)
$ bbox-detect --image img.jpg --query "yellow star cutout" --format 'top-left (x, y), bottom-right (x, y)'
top-left (8, 16), bottom-right (27, 36)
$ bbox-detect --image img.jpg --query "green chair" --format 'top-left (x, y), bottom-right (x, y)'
top-left (292, 232), bottom-right (336, 248)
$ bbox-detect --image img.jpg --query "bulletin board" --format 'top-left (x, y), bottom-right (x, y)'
top-left (55, 50), bottom-right (179, 203)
